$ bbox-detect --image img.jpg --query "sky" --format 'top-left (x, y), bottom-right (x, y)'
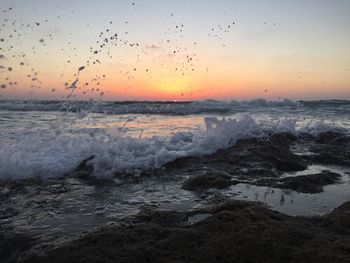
top-left (0, 0), bottom-right (349, 101)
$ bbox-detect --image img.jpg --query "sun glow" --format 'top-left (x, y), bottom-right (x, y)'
top-left (0, 1), bottom-right (349, 101)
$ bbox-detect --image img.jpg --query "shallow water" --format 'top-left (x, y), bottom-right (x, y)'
top-left (1, 164), bottom-right (349, 248)
top-left (226, 174), bottom-right (350, 216)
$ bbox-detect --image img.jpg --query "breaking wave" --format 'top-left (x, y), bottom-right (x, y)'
top-left (0, 114), bottom-right (345, 180)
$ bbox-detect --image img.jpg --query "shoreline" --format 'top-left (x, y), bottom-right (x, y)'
top-left (15, 199), bottom-right (350, 263)
top-left (1, 130), bottom-right (350, 262)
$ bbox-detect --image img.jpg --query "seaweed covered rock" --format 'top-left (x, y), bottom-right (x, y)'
top-left (182, 172), bottom-right (233, 191)
top-left (276, 170), bottom-right (341, 193)
top-left (22, 200), bottom-right (350, 263)
top-left (252, 170), bottom-right (342, 193)
top-left (310, 132), bottom-right (350, 167)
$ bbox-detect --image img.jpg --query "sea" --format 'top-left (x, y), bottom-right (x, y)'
top-left (1, 99), bottom-right (350, 245)
top-left (1, 99), bottom-right (349, 179)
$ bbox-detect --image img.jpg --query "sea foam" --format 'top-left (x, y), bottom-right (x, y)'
top-left (0, 114), bottom-right (343, 180)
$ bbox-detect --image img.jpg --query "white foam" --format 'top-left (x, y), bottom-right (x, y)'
top-left (0, 115), bottom-right (347, 180)
top-left (298, 120), bottom-right (338, 136)
top-left (90, 115), bottom-right (266, 178)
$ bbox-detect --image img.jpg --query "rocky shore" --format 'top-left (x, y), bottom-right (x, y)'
top-left (1, 131), bottom-right (350, 262)
top-left (20, 199), bottom-right (350, 263)
top-left (165, 131), bottom-right (349, 194)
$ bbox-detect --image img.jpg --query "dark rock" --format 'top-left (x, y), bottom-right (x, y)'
top-left (271, 132), bottom-right (298, 144)
top-left (22, 200), bottom-right (350, 263)
top-left (0, 207), bottom-right (18, 220)
top-left (128, 205), bottom-right (188, 226)
top-left (252, 137), bottom-right (307, 172)
top-left (71, 155), bottom-right (95, 179)
top-left (163, 133), bottom-right (306, 185)
top-left (309, 132), bottom-right (350, 167)
top-left (315, 131), bottom-right (348, 144)
top-left (254, 170), bottom-right (341, 193)
top-left (0, 231), bottom-right (33, 263)
top-left (312, 151), bottom-right (350, 166)
top-left (253, 144), bottom-right (307, 172)
top-left (182, 172), bottom-right (233, 191)
top-left (259, 142), bottom-right (306, 171)
top-left (276, 170), bottom-right (341, 193)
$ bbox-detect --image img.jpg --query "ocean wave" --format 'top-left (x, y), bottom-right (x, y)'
top-left (0, 115), bottom-right (345, 180)
top-left (0, 98), bottom-right (304, 115)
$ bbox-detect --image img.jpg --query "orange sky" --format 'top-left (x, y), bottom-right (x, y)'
top-left (0, 1), bottom-right (349, 101)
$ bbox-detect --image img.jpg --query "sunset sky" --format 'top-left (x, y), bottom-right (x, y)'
top-left (0, 0), bottom-right (349, 101)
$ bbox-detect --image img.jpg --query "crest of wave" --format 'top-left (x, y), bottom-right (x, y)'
top-left (91, 114), bottom-right (264, 178)
top-left (0, 115), bottom-right (340, 180)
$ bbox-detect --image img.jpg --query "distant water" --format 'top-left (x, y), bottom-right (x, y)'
top-left (0, 99), bottom-right (349, 179)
